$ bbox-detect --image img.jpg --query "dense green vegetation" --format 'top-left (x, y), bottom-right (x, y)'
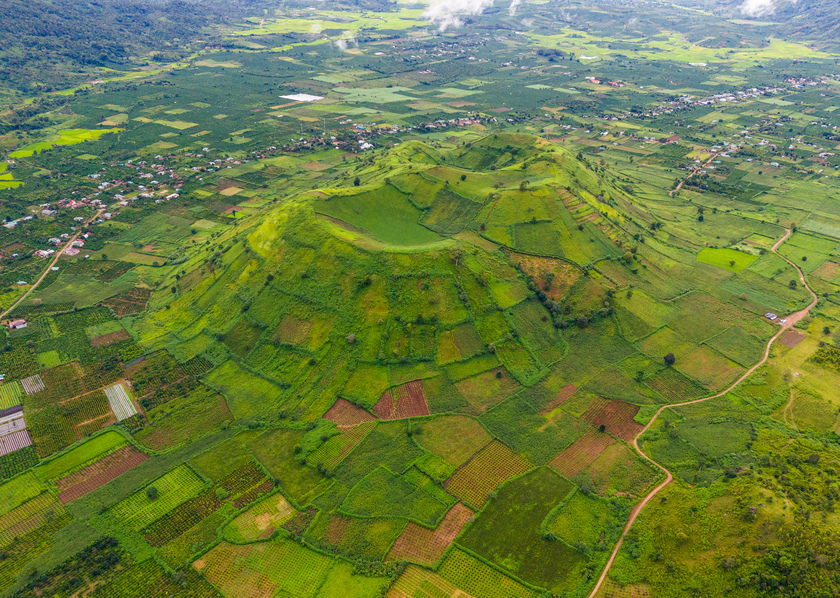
top-left (0, 1), bottom-right (839, 597)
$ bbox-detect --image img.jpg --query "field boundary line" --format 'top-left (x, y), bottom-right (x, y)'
top-left (587, 228), bottom-right (818, 598)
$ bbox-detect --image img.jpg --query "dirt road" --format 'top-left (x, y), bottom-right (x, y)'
top-left (587, 228), bottom-right (817, 597)
top-left (0, 208), bottom-right (105, 320)
top-left (669, 151), bottom-right (718, 197)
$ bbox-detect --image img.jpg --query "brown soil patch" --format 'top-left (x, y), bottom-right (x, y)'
top-left (539, 383), bottom-right (578, 415)
top-left (814, 260), bottom-right (839, 281)
top-left (56, 445), bottom-right (148, 503)
top-left (323, 398), bottom-right (376, 428)
top-left (778, 329), bottom-right (805, 348)
top-left (598, 579), bottom-right (652, 598)
top-left (323, 515), bottom-right (351, 545)
top-left (387, 503), bottom-right (474, 566)
top-left (90, 329), bottom-right (130, 348)
top-left (272, 315), bottom-right (312, 345)
top-left (372, 381), bottom-right (431, 420)
top-left (548, 428), bottom-right (614, 477)
top-left (100, 287), bottom-right (151, 316)
top-left (301, 161), bottom-right (331, 171)
top-left (581, 397), bottom-right (643, 443)
top-left (509, 252), bottom-right (581, 302)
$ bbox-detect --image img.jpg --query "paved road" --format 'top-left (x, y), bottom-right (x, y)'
top-left (0, 208), bottom-right (105, 320)
top-left (587, 228), bottom-right (817, 598)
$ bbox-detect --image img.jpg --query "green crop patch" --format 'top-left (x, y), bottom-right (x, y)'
top-left (420, 188), bottom-right (482, 235)
top-left (109, 464), bottom-right (204, 531)
top-left (34, 431), bottom-right (127, 481)
top-left (414, 415), bottom-right (492, 468)
top-left (696, 247), bottom-right (758, 272)
top-left (315, 185), bottom-right (442, 246)
top-left (438, 548), bottom-right (539, 598)
top-left (340, 466), bottom-right (450, 525)
top-left (457, 467), bottom-right (582, 594)
top-left (445, 440), bottom-right (531, 509)
top-left (704, 325), bottom-right (765, 367)
top-left (305, 512), bottom-right (406, 561)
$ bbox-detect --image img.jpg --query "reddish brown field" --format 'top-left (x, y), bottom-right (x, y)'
top-left (323, 398), bottom-right (377, 428)
top-left (272, 315), bottom-right (312, 345)
top-left (323, 514), bottom-right (351, 545)
top-left (509, 253), bottom-right (581, 302)
top-left (56, 445), bottom-right (148, 504)
top-left (539, 383), bottom-right (579, 415)
top-left (581, 398), bottom-right (643, 443)
top-left (548, 428), bottom-right (614, 477)
top-left (386, 503), bottom-right (473, 566)
top-left (778, 329), bottom-right (805, 348)
top-left (90, 329), bottom-right (131, 348)
top-left (100, 288), bottom-right (152, 317)
top-left (372, 381), bottom-right (430, 420)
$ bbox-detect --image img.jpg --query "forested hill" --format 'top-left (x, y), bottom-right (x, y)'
top-left (672, 0), bottom-right (840, 49)
top-left (0, 0), bottom-right (254, 94)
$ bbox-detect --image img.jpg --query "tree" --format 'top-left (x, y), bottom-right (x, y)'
top-left (789, 280), bottom-right (798, 289)
top-left (664, 353), bottom-right (676, 366)
top-left (729, 260), bottom-right (736, 268)
top-left (823, 326), bottom-right (831, 335)
top-left (460, 174), bottom-right (466, 181)
top-left (146, 486), bottom-right (158, 500)
top-left (598, 424), bottom-right (606, 433)
top-left (353, 177), bottom-right (360, 187)
top-left (519, 180), bottom-right (528, 192)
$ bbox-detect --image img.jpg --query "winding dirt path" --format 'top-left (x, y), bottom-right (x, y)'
top-left (0, 208), bottom-right (105, 320)
top-left (587, 228), bottom-right (818, 598)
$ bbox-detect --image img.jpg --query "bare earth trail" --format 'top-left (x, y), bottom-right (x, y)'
top-left (587, 228), bottom-right (818, 598)
top-left (669, 151), bottom-right (719, 197)
top-left (0, 208), bottom-right (105, 320)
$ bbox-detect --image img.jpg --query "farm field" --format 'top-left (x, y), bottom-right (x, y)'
top-left (0, 0), bottom-right (839, 596)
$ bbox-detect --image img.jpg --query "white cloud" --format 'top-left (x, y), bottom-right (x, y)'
top-left (740, 0), bottom-right (794, 17)
top-left (423, 0), bottom-right (495, 31)
top-left (509, 0), bottom-right (521, 17)
top-left (334, 30), bottom-right (357, 51)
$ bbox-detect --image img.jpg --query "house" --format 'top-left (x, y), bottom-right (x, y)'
top-left (7, 320), bottom-right (26, 330)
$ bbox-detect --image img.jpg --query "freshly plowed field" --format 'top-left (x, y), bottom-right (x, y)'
top-left (387, 503), bottom-right (473, 565)
top-left (548, 428), bottom-right (614, 477)
top-left (90, 329), bottom-right (131, 348)
top-left (323, 398), bottom-right (377, 428)
top-left (372, 380), bottom-right (430, 420)
top-left (56, 445), bottom-right (148, 504)
top-left (581, 398), bottom-right (643, 442)
top-left (778, 329), bottom-right (805, 348)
